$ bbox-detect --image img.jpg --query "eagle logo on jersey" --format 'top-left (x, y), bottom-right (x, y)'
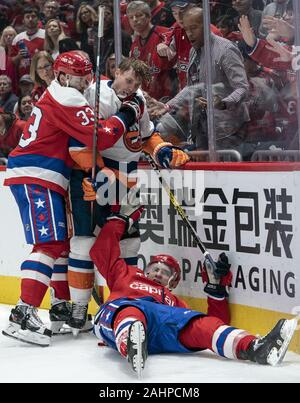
top-left (124, 125), bottom-right (142, 152)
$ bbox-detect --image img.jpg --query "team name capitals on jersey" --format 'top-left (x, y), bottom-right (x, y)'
top-left (129, 281), bottom-right (175, 306)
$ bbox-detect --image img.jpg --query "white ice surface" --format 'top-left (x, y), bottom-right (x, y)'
top-left (0, 304), bottom-right (300, 383)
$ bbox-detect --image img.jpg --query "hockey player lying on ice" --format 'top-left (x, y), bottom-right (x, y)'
top-left (91, 189), bottom-right (298, 377)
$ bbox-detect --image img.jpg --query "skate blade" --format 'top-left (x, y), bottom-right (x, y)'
top-left (65, 319), bottom-right (94, 337)
top-left (50, 321), bottom-right (66, 335)
top-left (2, 322), bottom-right (21, 338)
top-left (129, 321), bottom-right (146, 379)
top-left (2, 327), bottom-right (50, 347)
top-left (267, 319), bottom-right (298, 366)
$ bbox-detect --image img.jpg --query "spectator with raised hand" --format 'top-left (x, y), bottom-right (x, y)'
top-left (261, 14), bottom-right (294, 44)
top-left (259, 0), bottom-right (290, 38)
top-left (238, 14), bottom-right (294, 70)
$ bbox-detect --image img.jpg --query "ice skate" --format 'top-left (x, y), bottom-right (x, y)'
top-left (2, 303), bottom-right (52, 347)
top-left (67, 303), bottom-right (93, 336)
top-left (49, 300), bottom-right (72, 335)
top-left (240, 319), bottom-right (298, 366)
top-left (127, 321), bottom-right (148, 378)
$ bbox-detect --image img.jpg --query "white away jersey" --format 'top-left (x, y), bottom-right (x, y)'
top-left (85, 80), bottom-right (155, 168)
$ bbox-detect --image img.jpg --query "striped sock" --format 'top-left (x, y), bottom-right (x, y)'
top-left (50, 256), bottom-right (70, 301)
top-left (68, 253), bottom-right (94, 304)
top-left (20, 252), bottom-right (54, 306)
top-left (212, 325), bottom-right (252, 360)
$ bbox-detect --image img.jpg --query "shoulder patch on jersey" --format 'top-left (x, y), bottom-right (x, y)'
top-left (124, 126), bottom-right (142, 152)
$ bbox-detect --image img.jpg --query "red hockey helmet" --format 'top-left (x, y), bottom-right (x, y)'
top-left (53, 51), bottom-right (93, 77)
top-left (147, 254), bottom-right (181, 289)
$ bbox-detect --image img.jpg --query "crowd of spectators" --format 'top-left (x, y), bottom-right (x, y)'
top-left (0, 0), bottom-right (298, 163)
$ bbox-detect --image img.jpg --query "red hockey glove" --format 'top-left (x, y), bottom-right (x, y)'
top-left (107, 186), bottom-right (144, 231)
top-left (201, 253), bottom-right (232, 299)
top-left (153, 142), bottom-right (190, 168)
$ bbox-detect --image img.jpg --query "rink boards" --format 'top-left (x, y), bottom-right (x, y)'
top-left (0, 163), bottom-right (300, 353)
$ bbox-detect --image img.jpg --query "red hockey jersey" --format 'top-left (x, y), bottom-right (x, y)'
top-left (90, 219), bottom-right (188, 308)
top-left (4, 80), bottom-right (127, 195)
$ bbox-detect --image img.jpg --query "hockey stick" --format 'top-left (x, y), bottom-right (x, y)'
top-left (91, 6), bottom-right (105, 227)
top-left (91, 7), bottom-right (105, 307)
top-left (144, 153), bottom-right (220, 277)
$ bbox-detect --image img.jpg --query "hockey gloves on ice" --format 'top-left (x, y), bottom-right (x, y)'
top-left (82, 168), bottom-right (116, 204)
top-left (201, 252), bottom-right (232, 299)
top-left (119, 95), bottom-right (144, 128)
top-left (153, 142), bottom-right (190, 168)
top-left (107, 186), bottom-right (144, 232)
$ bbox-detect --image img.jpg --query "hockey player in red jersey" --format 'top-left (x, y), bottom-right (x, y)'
top-left (2, 51), bottom-right (145, 347)
top-left (91, 189), bottom-right (297, 376)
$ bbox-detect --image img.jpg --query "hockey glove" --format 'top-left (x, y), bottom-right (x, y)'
top-left (82, 168), bottom-right (116, 205)
top-left (153, 142), bottom-right (190, 168)
top-left (119, 95), bottom-right (144, 128)
top-left (201, 252), bottom-right (232, 299)
top-left (107, 186), bottom-right (144, 232)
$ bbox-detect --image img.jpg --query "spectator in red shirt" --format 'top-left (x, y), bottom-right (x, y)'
top-left (11, 6), bottom-right (45, 80)
top-left (128, 1), bottom-right (176, 100)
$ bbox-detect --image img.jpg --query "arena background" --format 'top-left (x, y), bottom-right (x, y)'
top-left (1, 164), bottom-right (299, 353)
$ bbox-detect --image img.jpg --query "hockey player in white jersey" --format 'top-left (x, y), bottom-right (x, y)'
top-left (67, 58), bottom-right (190, 334)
